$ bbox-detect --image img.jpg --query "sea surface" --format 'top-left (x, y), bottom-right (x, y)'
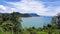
top-left (21, 16), bottom-right (52, 28)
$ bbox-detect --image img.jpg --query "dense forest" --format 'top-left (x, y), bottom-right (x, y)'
top-left (0, 12), bottom-right (60, 34)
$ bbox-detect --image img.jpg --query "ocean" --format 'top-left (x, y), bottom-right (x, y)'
top-left (21, 16), bottom-right (52, 28)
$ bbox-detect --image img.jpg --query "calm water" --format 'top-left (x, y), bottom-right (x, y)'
top-left (21, 16), bottom-right (52, 28)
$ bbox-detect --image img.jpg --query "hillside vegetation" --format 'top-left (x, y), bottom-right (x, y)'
top-left (0, 12), bottom-right (60, 34)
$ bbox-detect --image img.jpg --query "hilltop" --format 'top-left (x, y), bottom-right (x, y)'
top-left (0, 12), bottom-right (40, 17)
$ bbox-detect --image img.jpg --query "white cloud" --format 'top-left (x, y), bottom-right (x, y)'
top-left (45, 6), bottom-right (60, 16)
top-left (0, 5), bottom-right (6, 11)
top-left (0, 5), bottom-right (14, 13)
top-left (3, 0), bottom-right (60, 16)
top-left (6, 0), bottom-right (48, 15)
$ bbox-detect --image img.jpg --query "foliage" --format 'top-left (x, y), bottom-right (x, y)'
top-left (0, 12), bottom-right (60, 34)
top-left (0, 12), bottom-right (22, 34)
top-left (51, 13), bottom-right (60, 29)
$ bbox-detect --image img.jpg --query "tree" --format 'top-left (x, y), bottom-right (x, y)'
top-left (10, 12), bottom-right (22, 34)
top-left (0, 12), bottom-right (22, 34)
top-left (51, 13), bottom-right (60, 29)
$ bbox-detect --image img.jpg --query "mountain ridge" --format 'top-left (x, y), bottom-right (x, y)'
top-left (0, 12), bottom-right (40, 17)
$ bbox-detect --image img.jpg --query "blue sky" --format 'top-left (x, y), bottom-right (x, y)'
top-left (0, 0), bottom-right (60, 16)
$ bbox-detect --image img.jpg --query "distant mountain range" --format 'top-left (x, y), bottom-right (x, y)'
top-left (28, 13), bottom-right (40, 17)
top-left (0, 12), bottom-right (40, 17)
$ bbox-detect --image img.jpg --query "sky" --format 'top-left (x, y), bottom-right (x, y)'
top-left (0, 0), bottom-right (60, 16)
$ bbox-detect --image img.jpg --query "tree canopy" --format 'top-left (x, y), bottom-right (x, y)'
top-left (0, 12), bottom-right (22, 34)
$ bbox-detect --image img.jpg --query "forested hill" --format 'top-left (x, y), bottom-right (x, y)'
top-left (0, 12), bottom-right (40, 17)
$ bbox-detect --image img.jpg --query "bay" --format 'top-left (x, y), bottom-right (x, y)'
top-left (21, 16), bottom-right (52, 28)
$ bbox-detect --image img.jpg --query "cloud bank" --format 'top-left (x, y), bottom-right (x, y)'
top-left (0, 0), bottom-right (60, 16)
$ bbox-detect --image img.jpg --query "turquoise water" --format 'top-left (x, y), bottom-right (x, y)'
top-left (21, 16), bottom-right (52, 28)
